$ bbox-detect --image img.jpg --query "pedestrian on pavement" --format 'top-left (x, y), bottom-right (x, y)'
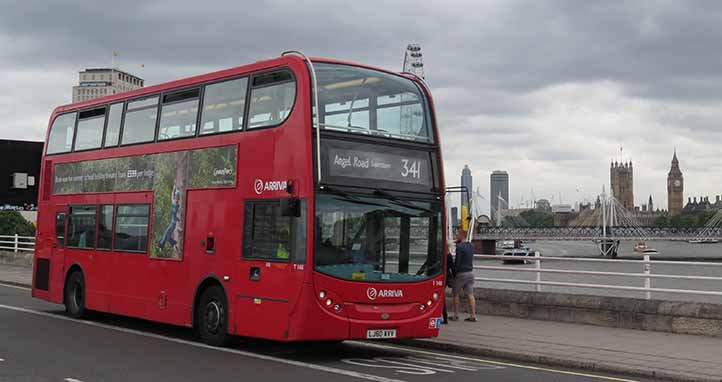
top-left (442, 250), bottom-right (456, 324)
top-left (451, 229), bottom-right (477, 322)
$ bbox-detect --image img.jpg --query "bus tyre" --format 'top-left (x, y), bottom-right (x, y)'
top-left (64, 271), bottom-right (86, 318)
top-left (197, 286), bottom-right (229, 347)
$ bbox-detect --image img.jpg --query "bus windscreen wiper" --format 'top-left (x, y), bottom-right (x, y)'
top-left (373, 189), bottom-right (433, 214)
top-left (323, 186), bottom-right (386, 208)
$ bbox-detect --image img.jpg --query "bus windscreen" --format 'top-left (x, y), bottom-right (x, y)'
top-left (314, 193), bottom-right (442, 282)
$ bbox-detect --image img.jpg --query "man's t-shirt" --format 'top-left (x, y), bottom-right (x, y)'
top-left (455, 241), bottom-right (475, 273)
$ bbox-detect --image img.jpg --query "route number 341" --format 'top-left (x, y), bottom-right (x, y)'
top-left (401, 159), bottom-right (421, 179)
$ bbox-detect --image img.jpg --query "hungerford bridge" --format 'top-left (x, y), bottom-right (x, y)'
top-left (474, 226), bottom-right (722, 241)
top-left (470, 193), bottom-right (722, 256)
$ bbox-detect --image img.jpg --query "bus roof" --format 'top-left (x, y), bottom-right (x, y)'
top-left (52, 55), bottom-right (418, 117)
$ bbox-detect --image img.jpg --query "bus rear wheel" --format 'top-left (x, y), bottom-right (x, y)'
top-left (197, 286), bottom-right (230, 347)
top-left (64, 271), bottom-right (86, 318)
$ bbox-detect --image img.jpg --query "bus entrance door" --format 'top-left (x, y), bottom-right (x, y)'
top-left (235, 259), bottom-right (292, 340)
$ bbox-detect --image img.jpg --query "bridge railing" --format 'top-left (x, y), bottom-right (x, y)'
top-left (473, 253), bottom-right (722, 300)
top-left (0, 234), bottom-right (36, 253)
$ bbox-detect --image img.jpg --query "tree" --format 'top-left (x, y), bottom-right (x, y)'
top-left (519, 210), bottom-right (554, 227)
top-left (0, 211), bottom-right (36, 236)
top-left (653, 215), bottom-right (668, 228)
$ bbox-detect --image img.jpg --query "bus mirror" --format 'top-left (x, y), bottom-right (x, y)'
top-left (281, 198), bottom-right (301, 217)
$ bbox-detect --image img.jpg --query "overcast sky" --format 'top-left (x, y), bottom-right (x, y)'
top-left (2, 0), bottom-right (721, 214)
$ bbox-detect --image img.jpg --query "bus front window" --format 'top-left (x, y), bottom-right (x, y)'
top-left (315, 193), bottom-right (442, 282)
top-left (315, 63), bottom-right (432, 143)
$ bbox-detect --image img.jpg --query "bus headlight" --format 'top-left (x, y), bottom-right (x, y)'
top-left (419, 304), bottom-right (426, 311)
top-left (427, 300), bottom-right (433, 307)
top-left (432, 292), bottom-right (439, 301)
top-left (319, 291), bottom-right (326, 299)
top-left (325, 298), bottom-right (333, 306)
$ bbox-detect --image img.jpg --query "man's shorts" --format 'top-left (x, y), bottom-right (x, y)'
top-left (452, 271), bottom-right (474, 296)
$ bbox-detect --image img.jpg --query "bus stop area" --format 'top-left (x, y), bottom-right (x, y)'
top-left (0, 258), bottom-right (720, 382)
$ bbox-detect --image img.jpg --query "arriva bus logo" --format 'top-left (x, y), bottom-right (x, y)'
top-left (366, 287), bottom-right (403, 300)
top-left (254, 178), bottom-right (288, 195)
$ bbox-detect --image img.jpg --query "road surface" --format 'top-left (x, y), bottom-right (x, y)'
top-left (0, 283), bottom-right (650, 382)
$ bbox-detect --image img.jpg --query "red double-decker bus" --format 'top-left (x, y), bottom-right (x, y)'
top-left (32, 52), bottom-right (446, 345)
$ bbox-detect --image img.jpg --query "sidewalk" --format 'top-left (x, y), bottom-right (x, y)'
top-left (0, 263), bottom-right (32, 287)
top-left (1, 263), bottom-right (720, 381)
top-left (405, 314), bottom-right (722, 382)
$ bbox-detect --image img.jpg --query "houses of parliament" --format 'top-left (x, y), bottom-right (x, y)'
top-left (610, 150), bottom-right (684, 217)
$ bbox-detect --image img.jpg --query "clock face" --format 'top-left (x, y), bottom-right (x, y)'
top-left (674, 179), bottom-right (681, 187)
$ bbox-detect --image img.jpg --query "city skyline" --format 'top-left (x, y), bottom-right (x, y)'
top-left (457, 149), bottom-right (714, 217)
top-left (3, 2), bottom-right (722, 210)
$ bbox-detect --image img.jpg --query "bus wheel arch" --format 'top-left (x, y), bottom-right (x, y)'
top-left (192, 276), bottom-right (230, 346)
top-left (63, 264), bottom-right (86, 318)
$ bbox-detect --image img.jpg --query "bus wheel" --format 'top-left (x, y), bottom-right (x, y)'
top-left (197, 286), bottom-right (229, 346)
top-left (64, 271), bottom-right (86, 318)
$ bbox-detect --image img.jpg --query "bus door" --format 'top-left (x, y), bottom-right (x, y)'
top-left (234, 198), bottom-right (306, 340)
top-left (35, 205), bottom-right (67, 300)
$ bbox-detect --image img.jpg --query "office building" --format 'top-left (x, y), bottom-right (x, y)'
top-left (72, 68), bottom-right (144, 103)
top-left (490, 170), bottom-right (509, 222)
top-left (461, 164), bottom-right (473, 208)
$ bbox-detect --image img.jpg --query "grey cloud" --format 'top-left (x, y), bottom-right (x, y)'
top-left (3, 0), bottom-right (722, 211)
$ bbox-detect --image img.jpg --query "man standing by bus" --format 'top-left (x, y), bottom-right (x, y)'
top-left (451, 229), bottom-right (477, 322)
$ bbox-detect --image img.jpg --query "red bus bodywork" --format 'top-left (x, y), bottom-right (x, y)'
top-left (31, 55), bottom-right (446, 341)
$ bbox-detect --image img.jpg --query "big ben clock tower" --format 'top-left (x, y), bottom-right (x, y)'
top-left (667, 150), bottom-right (684, 216)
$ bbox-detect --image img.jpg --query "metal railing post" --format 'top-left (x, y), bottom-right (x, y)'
top-left (13, 233), bottom-right (19, 253)
top-left (643, 254), bottom-right (651, 300)
top-left (534, 251), bottom-right (541, 292)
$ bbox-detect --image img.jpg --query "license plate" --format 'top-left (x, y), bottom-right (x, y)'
top-left (366, 329), bottom-right (397, 339)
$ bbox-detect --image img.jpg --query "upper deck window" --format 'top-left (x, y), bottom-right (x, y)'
top-left (315, 63), bottom-right (432, 143)
top-left (122, 96), bottom-right (159, 145)
top-left (47, 113), bottom-right (77, 154)
top-left (200, 78), bottom-right (248, 135)
top-left (248, 71), bottom-right (296, 129)
top-left (104, 103), bottom-right (124, 147)
top-left (74, 107), bottom-right (106, 151)
top-left (158, 89), bottom-right (200, 141)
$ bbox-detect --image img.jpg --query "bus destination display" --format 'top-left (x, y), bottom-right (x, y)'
top-left (326, 145), bottom-right (432, 187)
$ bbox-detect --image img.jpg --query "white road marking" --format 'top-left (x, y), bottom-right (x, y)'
top-left (64, 378), bottom-right (85, 382)
top-left (0, 283), bottom-right (31, 291)
top-left (0, 358), bottom-right (4, 362)
top-left (348, 341), bottom-right (642, 382)
top-left (0, 303), bottom-right (405, 382)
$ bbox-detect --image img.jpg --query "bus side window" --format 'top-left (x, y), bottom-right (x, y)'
top-left (67, 206), bottom-right (97, 249)
top-left (47, 113), bottom-right (77, 155)
top-left (242, 199), bottom-right (306, 263)
top-left (247, 71), bottom-right (296, 129)
top-left (200, 78), bottom-right (248, 135)
top-left (55, 212), bottom-right (66, 248)
top-left (114, 204), bottom-right (150, 253)
top-left (104, 102), bottom-right (124, 147)
top-left (74, 107), bottom-right (106, 151)
top-left (158, 88), bottom-right (200, 141)
top-left (97, 205), bottom-right (114, 250)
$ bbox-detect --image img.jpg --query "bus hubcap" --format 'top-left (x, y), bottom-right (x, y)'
top-left (205, 301), bottom-right (222, 333)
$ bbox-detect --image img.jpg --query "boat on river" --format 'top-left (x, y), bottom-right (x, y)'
top-left (688, 239), bottom-right (720, 244)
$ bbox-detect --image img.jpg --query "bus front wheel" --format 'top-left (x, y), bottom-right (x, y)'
top-left (64, 271), bottom-right (86, 318)
top-left (197, 286), bottom-right (230, 346)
